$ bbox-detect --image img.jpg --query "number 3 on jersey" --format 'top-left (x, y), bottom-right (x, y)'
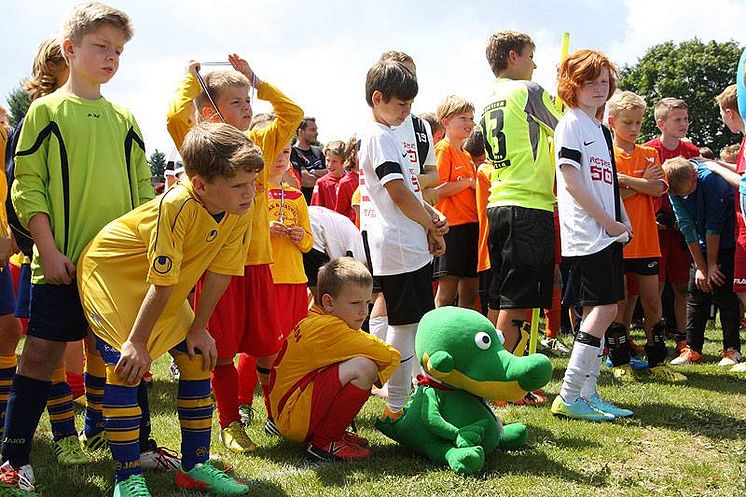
top-left (481, 100), bottom-right (511, 168)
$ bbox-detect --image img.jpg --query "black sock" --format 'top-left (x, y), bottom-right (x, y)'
top-left (649, 321), bottom-right (668, 367)
top-left (605, 322), bottom-right (631, 367)
top-left (1, 375), bottom-right (52, 467)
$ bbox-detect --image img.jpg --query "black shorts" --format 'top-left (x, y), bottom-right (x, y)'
top-left (561, 242), bottom-right (625, 307)
top-left (27, 282), bottom-right (88, 342)
top-left (378, 263), bottom-right (435, 325)
top-left (361, 231), bottom-right (382, 294)
top-left (434, 223), bottom-right (479, 278)
top-left (624, 257), bottom-right (660, 276)
top-left (303, 248), bottom-right (330, 287)
top-left (487, 206), bottom-right (555, 310)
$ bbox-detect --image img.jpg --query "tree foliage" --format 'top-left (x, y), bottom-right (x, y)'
top-left (148, 149), bottom-right (166, 180)
top-left (6, 84), bottom-right (30, 127)
top-left (619, 39), bottom-right (743, 153)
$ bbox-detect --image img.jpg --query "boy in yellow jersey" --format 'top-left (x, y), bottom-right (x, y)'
top-left (166, 54), bottom-right (302, 451)
top-left (268, 258), bottom-right (399, 461)
top-left (78, 122), bottom-right (259, 497)
top-left (480, 31), bottom-right (563, 355)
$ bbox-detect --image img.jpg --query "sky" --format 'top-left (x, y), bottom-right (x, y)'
top-left (1, 0), bottom-right (745, 155)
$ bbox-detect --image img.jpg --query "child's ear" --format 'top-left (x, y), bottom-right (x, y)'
top-left (62, 38), bottom-right (75, 60)
top-left (199, 105), bottom-right (216, 122)
top-left (320, 293), bottom-right (334, 312)
top-left (607, 114), bottom-right (616, 128)
top-left (190, 175), bottom-right (206, 193)
top-left (371, 90), bottom-right (383, 106)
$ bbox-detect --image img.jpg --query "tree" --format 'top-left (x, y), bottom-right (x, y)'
top-left (6, 84), bottom-right (30, 127)
top-left (148, 149), bottom-right (166, 181)
top-left (619, 39), bottom-right (743, 153)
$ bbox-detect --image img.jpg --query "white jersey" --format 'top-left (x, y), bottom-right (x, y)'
top-left (359, 120), bottom-right (430, 276)
top-left (307, 206), bottom-right (366, 264)
top-left (555, 108), bottom-right (618, 257)
top-left (394, 115), bottom-right (436, 175)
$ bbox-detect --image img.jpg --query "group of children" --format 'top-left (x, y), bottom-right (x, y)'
top-left (0, 2), bottom-right (745, 496)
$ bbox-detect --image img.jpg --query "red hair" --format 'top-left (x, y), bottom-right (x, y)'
top-left (557, 49), bottom-right (618, 108)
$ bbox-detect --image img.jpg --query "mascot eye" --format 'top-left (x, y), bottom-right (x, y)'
top-left (474, 332), bottom-right (492, 350)
top-left (495, 330), bottom-right (505, 345)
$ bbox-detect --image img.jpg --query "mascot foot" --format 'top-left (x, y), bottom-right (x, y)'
top-left (498, 422), bottom-right (528, 449)
top-left (445, 446), bottom-right (485, 475)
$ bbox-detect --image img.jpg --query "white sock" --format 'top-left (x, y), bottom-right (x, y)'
top-left (560, 332), bottom-right (602, 403)
top-left (369, 316), bottom-right (388, 341)
top-left (580, 336), bottom-right (605, 399)
top-left (385, 323), bottom-right (417, 410)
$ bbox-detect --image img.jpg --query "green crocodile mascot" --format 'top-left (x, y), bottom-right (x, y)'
top-left (375, 307), bottom-right (553, 475)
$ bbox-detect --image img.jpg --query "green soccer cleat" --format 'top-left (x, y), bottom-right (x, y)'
top-left (53, 435), bottom-right (91, 465)
top-left (551, 395), bottom-right (615, 422)
top-left (80, 429), bottom-right (109, 451)
top-left (175, 461), bottom-right (249, 496)
top-left (649, 364), bottom-right (687, 383)
top-left (587, 394), bottom-right (633, 418)
top-left (611, 363), bottom-right (638, 383)
top-left (219, 421), bottom-right (256, 453)
top-left (113, 474), bottom-right (151, 497)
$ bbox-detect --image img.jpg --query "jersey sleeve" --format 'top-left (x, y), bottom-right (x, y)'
top-left (166, 72), bottom-right (201, 151)
top-left (295, 197), bottom-right (314, 253)
top-left (422, 120), bottom-right (437, 169)
top-left (435, 142), bottom-right (454, 185)
top-left (525, 82), bottom-right (563, 133)
top-left (371, 133), bottom-right (405, 186)
top-left (555, 118), bottom-right (583, 170)
top-left (146, 197), bottom-right (192, 286)
top-left (207, 214), bottom-right (252, 276)
top-left (248, 82), bottom-right (303, 165)
top-left (669, 195), bottom-right (698, 245)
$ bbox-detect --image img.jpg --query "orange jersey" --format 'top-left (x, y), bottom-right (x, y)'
top-left (166, 74), bottom-right (303, 265)
top-left (267, 182), bottom-right (313, 284)
top-left (476, 162), bottom-right (494, 272)
top-left (615, 145), bottom-right (662, 258)
top-left (434, 139), bottom-right (478, 226)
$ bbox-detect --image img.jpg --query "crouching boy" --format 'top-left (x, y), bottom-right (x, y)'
top-left (77, 122), bottom-right (260, 497)
top-left (268, 258), bottom-right (400, 461)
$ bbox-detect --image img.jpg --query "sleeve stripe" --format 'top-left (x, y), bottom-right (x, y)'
top-left (558, 147), bottom-right (581, 164)
top-left (375, 161), bottom-right (403, 180)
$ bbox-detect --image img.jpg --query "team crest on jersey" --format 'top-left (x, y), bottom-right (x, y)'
top-left (206, 229), bottom-right (218, 242)
top-left (153, 255), bottom-right (173, 274)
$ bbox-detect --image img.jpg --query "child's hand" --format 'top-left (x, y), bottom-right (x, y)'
top-left (605, 220), bottom-right (629, 238)
top-left (708, 263), bottom-right (726, 287)
top-left (228, 54), bottom-right (261, 86)
top-left (427, 230), bottom-right (446, 257)
top-left (288, 226), bottom-right (304, 243)
top-left (186, 60), bottom-right (201, 76)
top-left (695, 268), bottom-right (711, 292)
top-left (642, 164), bottom-right (664, 182)
top-left (422, 188), bottom-right (439, 205)
top-left (39, 247), bottom-right (76, 285)
top-left (116, 339), bottom-right (152, 386)
top-left (270, 220), bottom-right (289, 238)
top-left (431, 208), bottom-right (449, 235)
top-left (187, 328), bottom-right (218, 371)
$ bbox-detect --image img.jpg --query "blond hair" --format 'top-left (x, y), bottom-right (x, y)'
top-left (716, 84), bottom-right (738, 112)
top-left (607, 90), bottom-right (646, 117)
top-left (485, 31), bottom-right (535, 77)
top-left (24, 36), bottom-right (67, 102)
top-left (194, 70), bottom-right (250, 113)
top-left (344, 135), bottom-right (359, 170)
top-left (317, 257), bottom-right (373, 299)
top-left (654, 98), bottom-right (688, 122)
top-left (62, 2), bottom-right (133, 43)
top-left (180, 122), bottom-right (263, 182)
top-left (249, 112), bottom-right (275, 131)
top-left (661, 157), bottom-right (696, 196)
top-left (720, 143), bottom-right (740, 163)
top-left (323, 140), bottom-right (347, 160)
top-left (436, 95), bottom-right (475, 121)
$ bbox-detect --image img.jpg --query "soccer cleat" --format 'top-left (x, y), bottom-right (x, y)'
top-left (340, 430), bottom-right (369, 448)
top-left (168, 359), bottom-right (181, 381)
top-left (53, 435), bottom-right (90, 465)
top-left (140, 440), bottom-right (180, 471)
top-left (670, 347), bottom-right (703, 365)
top-left (629, 354), bottom-right (649, 370)
top-left (264, 417), bottom-right (282, 437)
top-left (113, 473), bottom-right (151, 497)
top-left (238, 405), bottom-right (254, 427)
top-left (175, 461), bottom-right (249, 496)
top-left (551, 395), bottom-right (615, 422)
top-left (587, 394), bottom-right (633, 418)
top-left (80, 429), bottom-right (108, 451)
top-left (306, 438), bottom-right (372, 461)
top-left (611, 364), bottom-right (638, 383)
top-left (0, 461), bottom-right (36, 493)
top-left (718, 348), bottom-right (742, 367)
top-left (219, 421), bottom-right (256, 453)
top-left (539, 337), bottom-right (571, 356)
top-left (675, 340), bottom-right (688, 357)
top-left (649, 364), bottom-right (687, 383)
top-left (379, 405), bottom-right (404, 422)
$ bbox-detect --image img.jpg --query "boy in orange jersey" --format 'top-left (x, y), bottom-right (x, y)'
top-left (268, 258), bottom-right (400, 461)
top-left (432, 95), bottom-right (479, 309)
top-left (606, 91), bottom-right (687, 384)
top-left (311, 140), bottom-right (348, 209)
top-left (166, 53), bottom-right (303, 452)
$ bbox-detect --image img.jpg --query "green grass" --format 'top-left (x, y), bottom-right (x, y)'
top-left (18, 326), bottom-right (746, 496)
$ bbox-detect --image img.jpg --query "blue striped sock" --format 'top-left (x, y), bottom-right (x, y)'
top-left (84, 371), bottom-right (106, 438)
top-left (104, 383), bottom-right (142, 482)
top-left (47, 378), bottom-right (76, 441)
top-left (0, 355), bottom-right (17, 439)
top-left (178, 377), bottom-right (213, 471)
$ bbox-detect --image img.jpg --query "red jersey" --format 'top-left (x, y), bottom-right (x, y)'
top-left (310, 173), bottom-right (343, 209)
top-left (334, 171), bottom-right (359, 224)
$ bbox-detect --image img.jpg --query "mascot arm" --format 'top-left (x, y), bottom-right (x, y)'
top-left (421, 388), bottom-right (460, 442)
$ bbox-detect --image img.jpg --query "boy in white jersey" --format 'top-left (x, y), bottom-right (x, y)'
top-left (551, 50), bottom-right (634, 422)
top-left (359, 59), bottom-right (445, 421)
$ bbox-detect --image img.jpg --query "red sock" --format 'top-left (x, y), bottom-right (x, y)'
top-left (237, 354), bottom-right (257, 406)
top-left (260, 382), bottom-right (272, 419)
top-left (545, 285), bottom-right (562, 339)
top-left (211, 363), bottom-right (240, 428)
top-left (309, 383), bottom-right (369, 447)
top-left (66, 371), bottom-right (85, 400)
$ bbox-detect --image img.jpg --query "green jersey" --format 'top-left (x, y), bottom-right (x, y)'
top-left (12, 92), bottom-right (154, 284)
top-left (480, 78), bottom-right (563, 212)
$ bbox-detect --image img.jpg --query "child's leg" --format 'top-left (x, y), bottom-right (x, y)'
top-left (103, 364), bottom-right (142, 482)
top-left (637, 273), bottom-right (665, 366)
top-left (0, 313), bottom-right (22, 439)
top-left (385, 323), bottom-right (417, 411)
top-left (173, 352), bottom-right (212, 471)
top-left (369, 293), bottom-right (388, 341)
top-left (83, 339), bottom-right (107, 441)
top-left (212, 360), bottom-right (240, 429)
top-left (237, 353), bottom-right (257, 409)
top-left (434, 276), bottom-right (459, 308)
top-left (544, 266), bottom-right (563, 339)
top-left (712, 249), bottom-right (741, 353)
top-left (685, 267), bottom-right (709, 354)
top-left (457, 277), bottom-right (480, 311)
top-left (47, 364), bottom-right (76, 441)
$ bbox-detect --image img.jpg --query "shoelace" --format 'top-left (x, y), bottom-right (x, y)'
top-left (120, 474), bottom-right (150, 497)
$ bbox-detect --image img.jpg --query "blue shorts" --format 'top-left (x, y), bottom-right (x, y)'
top-left (15, 264), bottom-right (31, 318)
top-left (0, 266), bottom-right (15, 316)
top-left (95, 336), bottom-right (198, 365)
top-left (27, 282), bottom-right (88, 342)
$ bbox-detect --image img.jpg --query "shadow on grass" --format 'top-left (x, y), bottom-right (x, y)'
top-left (634, 400), bottom-right (746, 440)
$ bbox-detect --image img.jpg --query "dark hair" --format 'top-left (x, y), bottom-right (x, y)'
top-left (485, 31), bottom-right (535, 77)
top-left (464, 128), bottom-right (486, 158)
top-left (180, 122), bottom-right (264, 182)
top-left (297, 116), bottom-right (316, 131)
top-left (365, 60), bottom-right (418, 107)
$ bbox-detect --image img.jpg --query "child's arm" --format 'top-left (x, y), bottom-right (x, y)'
top-left (385, 180), bottom-right (445, 256)
top-left (27, 213), bottom-right (75, 284)
top-left (560, 164), bottom-right (630, 237)
top-left (188, 270), bottom-right (230, 371)
top-left (703, 160), bottom-right (742, 188)
top-left (288, 197), bottom-right (314, 253)
top-left (166, 61), bottom-right (202, 150)
top-left (434, 146), bottom-right (475, 198)
top-left (669, 194), bottom-right (710, 291)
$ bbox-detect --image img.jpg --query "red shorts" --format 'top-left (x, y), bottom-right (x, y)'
top-left (197, 264), bottom-right (283, 360)
top-left (306, 363), bottom-right (342, 443)
top-left (274, 283), bottom-right (310, 340)
top-left (657, 229), bottom-right (690, 284)
top-left (734, 206), bottom-right (746, 293)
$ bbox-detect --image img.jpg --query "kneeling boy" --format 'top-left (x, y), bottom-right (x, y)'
top-left (77, 122), bottom-right (259, 497)
top-left (268, 258), bottom-right (400, 461)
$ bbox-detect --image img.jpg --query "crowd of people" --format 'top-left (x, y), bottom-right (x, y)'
top-left (0, 2), bottom-right (745, 496)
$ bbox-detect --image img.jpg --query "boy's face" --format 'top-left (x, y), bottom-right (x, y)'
top-left (322, 283), bottom-right (373, 330)
top-left (66, 24), bottom-right (127, 87)
top-left (576, 67), bottom-right (610, 114)
top-left (325, 152), bottom-right (345, 176)
top-left (512, 46), bottom-right (536, 81)
top-left (609, 107), bottom-right (644, 144)
top-left (271, 145), bottom-right (292, 177)
top-left (372, 91), bottom-right (412, 127)
top-left (442, 111), bottom-right (475, 142)
top-left (720, 105), bottom-right (745, 134)
top-left (658, 108), bottom-right (689, 139)
top-left (195, 169), bottom-right (258, 215)
top-left (212, 85), bottom-right (253, 131)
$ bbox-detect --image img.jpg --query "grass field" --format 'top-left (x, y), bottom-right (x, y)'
top-left (16, 325), bottom-right (746, 497)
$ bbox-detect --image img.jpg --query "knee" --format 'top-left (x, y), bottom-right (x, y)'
top-left (345, 357), bottom-right (379, 387)
top-left (18, 339), bottom-right (64, 376)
